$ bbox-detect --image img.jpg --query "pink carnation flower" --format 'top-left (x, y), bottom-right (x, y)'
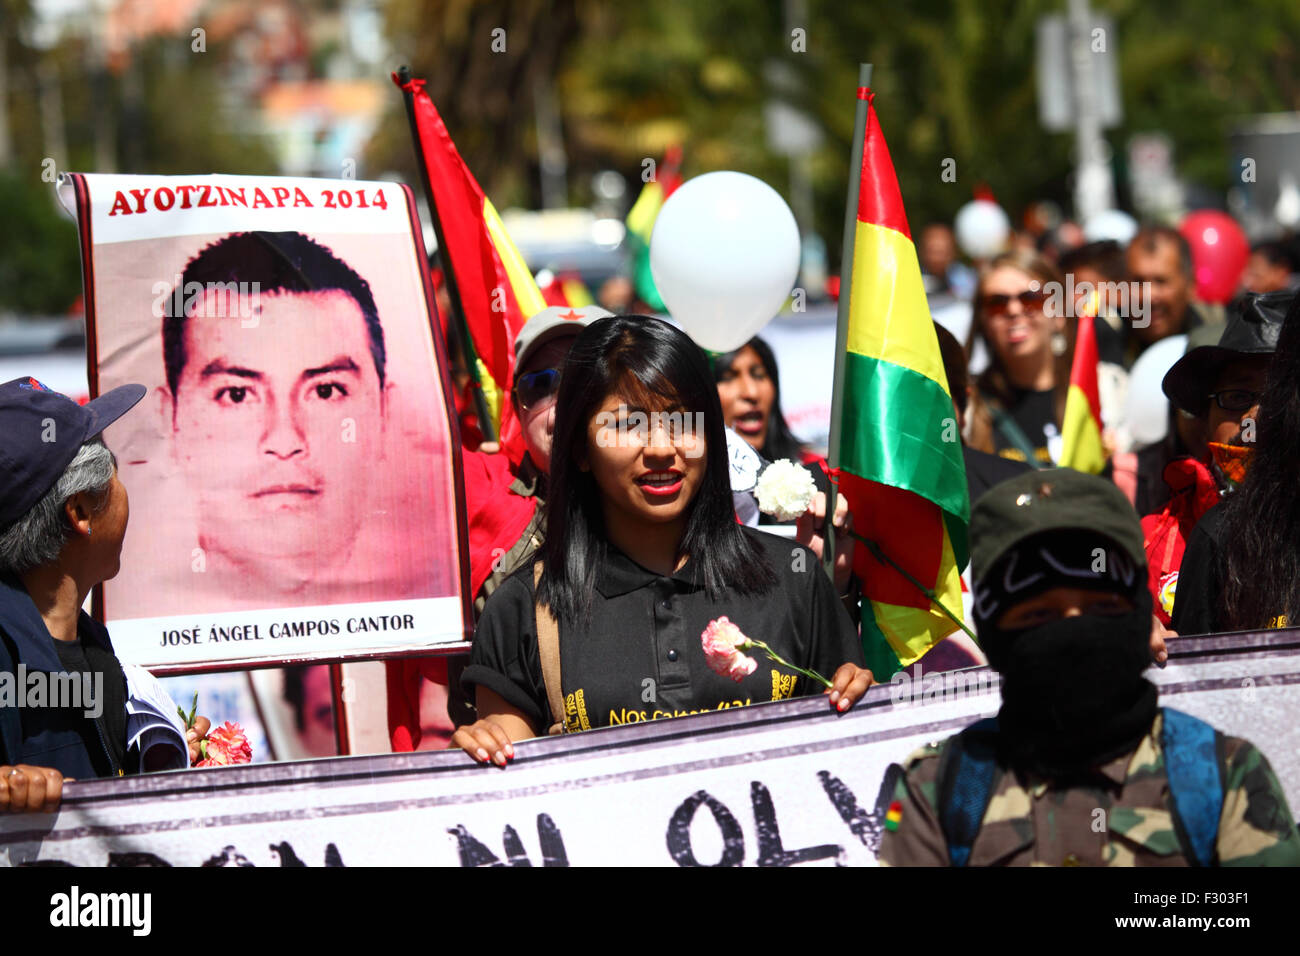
top-left (701, 616), bottom-right (757, 682)
top-left (201, 721), bottom-right (253, 766)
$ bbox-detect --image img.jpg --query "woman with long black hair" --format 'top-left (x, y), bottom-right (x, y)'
top-left (451, 316), bottom-right (872, 765)
top-left (715, 336), bottom-right (808, 462)
top-left (1172, 292), bottom-right (1300, 634)
top-left (714, 336), bottom-right (834, 526)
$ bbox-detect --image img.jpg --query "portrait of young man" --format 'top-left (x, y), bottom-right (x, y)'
top-left (76, 195), bottom-right (465, 665)
top-left (159, 231), bottom-right (391, 599)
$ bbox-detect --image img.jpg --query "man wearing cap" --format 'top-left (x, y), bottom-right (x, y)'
top-left (1150, 291), bottom-right (1294, 632)
top-left (386, 305), bottom-right (613, 748)
top-left (878, 468), bottom-right (1300, 866)
top-left (0, 378), bottom-right (208, 811)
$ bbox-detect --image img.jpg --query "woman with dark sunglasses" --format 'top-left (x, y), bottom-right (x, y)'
top-left (964, 250), bottom-right (1076, 467)
top-left (451, 316), bottom-right (872, 766)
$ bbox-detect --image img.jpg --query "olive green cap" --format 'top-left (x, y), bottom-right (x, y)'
top-left (970, 468), bottom-right (1146, 587)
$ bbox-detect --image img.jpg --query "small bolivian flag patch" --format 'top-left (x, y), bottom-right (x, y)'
top-left (885, 800), bottom-right (903, 832)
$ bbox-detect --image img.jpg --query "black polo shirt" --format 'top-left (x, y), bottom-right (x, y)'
top-left (463, 526), bottom-right (864, 733)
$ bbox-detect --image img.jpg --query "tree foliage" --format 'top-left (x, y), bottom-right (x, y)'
top-left (4, 0), bottom-right (1300, 316)
top-left (0, 170), bottom-right (81, 314)
top-left (370, 0), bottom-right (1300, 264)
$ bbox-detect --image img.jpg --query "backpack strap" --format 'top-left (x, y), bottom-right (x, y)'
top-left (1160, 707), bottom-right (1224, 867)
top-left (985, 397), bottom-right (1049, 470)
top-left (937, 716), bottom-right (1001, 867)
top-left (533, 561), bottom-right (565, 736)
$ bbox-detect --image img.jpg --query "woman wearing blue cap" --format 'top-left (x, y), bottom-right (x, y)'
top-left (0, 377), bottom-right (208, 812)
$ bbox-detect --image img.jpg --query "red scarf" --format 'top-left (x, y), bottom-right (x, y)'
top-left (1140, 456), bottom-right (1221, 624)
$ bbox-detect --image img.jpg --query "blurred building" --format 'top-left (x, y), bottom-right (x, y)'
top-left (205, 0), bottom-right (390, 177)
top-left (31, 0), bottom-right (390, 179)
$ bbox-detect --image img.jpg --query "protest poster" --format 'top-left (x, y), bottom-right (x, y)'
top-left (3, 629), bottom-right (1295, 867)
top-left (57, 173), bottom-right (471, 670)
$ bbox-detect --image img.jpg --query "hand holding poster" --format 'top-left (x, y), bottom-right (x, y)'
top-left (58, 173), bottom-right (470, 670)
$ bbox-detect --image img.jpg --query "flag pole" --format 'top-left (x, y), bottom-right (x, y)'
top-left (823, 63), bottom-right (872, 584)
top-left (396, 65), bottom-right (498, 442)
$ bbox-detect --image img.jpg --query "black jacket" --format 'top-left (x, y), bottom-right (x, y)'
top-left (963, 445), bottom-right (1032, 505)
top-left (0, 574), bottom-right (122, 777)
top-left (1169, 506), bottom-right (1226, 636)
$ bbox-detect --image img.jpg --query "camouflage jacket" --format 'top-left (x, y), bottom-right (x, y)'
top-left (878, 711), bottom-right (1300, 867)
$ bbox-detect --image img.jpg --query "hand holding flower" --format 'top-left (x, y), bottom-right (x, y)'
top-left (185, 715), bottom-right (211, 765)
top-left (195, 721), bottom-right (253, 767)
top-left (795, 491), bottom-right (855, 594)
top-left (701, 617), bottom-right (831, 688)
top-left (754, 460), bottom-right (816, 522)
top-left (701, 618), bottom-right (874, 713)
top-left (179, 695), bottom-right (252, 768)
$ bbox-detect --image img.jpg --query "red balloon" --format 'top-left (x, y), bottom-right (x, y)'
top-left (1178, 210), bottom-right (1249, 304)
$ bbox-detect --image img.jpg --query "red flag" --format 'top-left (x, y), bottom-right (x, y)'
top-left (394, 73), bottom-right (546, 459)
top-left (1060, 296), bottom-right (1106, 474)
top-left (537, 270), bottom-right (595, 309)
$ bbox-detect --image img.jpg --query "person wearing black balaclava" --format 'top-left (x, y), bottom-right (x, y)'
top-left (977, 528), bottom-right (1156, 780)
top-left (878, 469), bottom-right (1300, 867)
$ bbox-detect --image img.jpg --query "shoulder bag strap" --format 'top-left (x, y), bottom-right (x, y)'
top-left (533, 561), bottom-right (565, 735)
top-left (984, 394), bottom-right (1049, 470)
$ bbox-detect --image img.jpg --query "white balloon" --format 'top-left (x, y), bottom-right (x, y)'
top-left (1084, 209), bottom-right (1139, 245)
top-left (953, 199), bottom-right (1010, 259)
top-left (1125, 334), bottom-right (1187, 447)
top-left (649, 171), bottom-right (800, 352)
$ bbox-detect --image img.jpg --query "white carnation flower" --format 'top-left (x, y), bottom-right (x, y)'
top-left (753, 459), bottom-right (816, 521)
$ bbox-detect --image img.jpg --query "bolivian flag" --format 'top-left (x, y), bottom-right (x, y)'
top-left (1059, 297), bottom-right (1107, 474)
top-left (394, 72), bottom-right (546, 453)
top-left (538, 270), bottom-right (595, 309)
top-left (626, 145), bottom-right (682, 311)
top-left (832, 90), bottom-right (969, 678)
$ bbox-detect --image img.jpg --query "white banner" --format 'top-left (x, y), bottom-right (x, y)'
top-left (3, 631), bottom-right (1297, 867)
top-left (58, 175), bottom-right (416, 245)
top-left (118, 597), bottom-right (462, 668)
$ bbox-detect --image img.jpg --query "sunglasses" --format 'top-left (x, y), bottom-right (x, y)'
top-left (514, 368), bottom-right (561, 411)
top-left (981, 289), bottom-right (1048, 317)
top-left (1207, 389), bottom-right (1260, 413)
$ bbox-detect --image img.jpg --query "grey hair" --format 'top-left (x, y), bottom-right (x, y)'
top-left (0, 439), bottom-right (116, 575)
